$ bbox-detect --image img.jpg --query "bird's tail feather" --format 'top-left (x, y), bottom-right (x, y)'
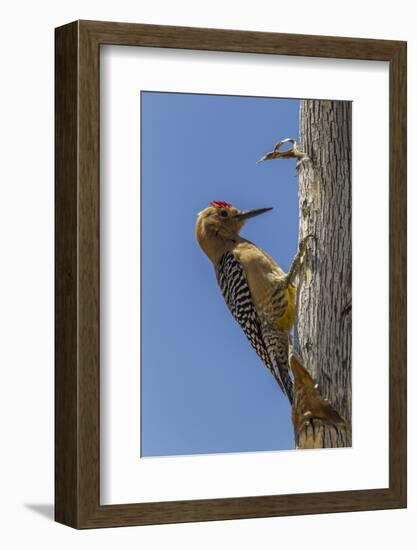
top-left (260, 319), bottom-right (294, 404)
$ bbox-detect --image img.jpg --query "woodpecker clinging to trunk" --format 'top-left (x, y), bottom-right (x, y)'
top-left (196, 200), bottom-right (311, 404)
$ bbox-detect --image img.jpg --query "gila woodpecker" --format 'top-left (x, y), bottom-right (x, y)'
top-left (196, 201), bottom-right (311, 404)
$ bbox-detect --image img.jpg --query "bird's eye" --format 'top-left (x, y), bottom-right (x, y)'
top-left (219, 210), bottom-right (228, 218)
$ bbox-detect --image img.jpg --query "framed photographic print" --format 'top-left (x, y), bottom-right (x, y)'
top-left (55, 20), bottom-right (406, 528)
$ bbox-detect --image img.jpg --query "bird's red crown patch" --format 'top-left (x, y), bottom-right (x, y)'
top-left (210, 201), bottom-right (232, 209)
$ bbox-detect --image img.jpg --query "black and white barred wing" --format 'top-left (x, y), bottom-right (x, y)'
top-left (216, 252), bottom-right (293, 402)
top-left (258, 317), bottom-right (293, 403)
top-left (216, 252), bottom-right (270, 366)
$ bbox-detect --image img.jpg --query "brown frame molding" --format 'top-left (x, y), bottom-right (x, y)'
top-left (55, 20), bottom-right (407, 529)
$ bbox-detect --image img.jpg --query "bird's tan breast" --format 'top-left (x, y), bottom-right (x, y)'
top-left (232, 241), bottom-right (285, 306)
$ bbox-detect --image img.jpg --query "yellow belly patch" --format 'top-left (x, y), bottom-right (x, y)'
top-left (274, 284), bottom-right (296, 332)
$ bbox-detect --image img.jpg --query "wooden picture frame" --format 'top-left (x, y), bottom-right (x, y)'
top-left (55, 20), bottom-right (407, 529)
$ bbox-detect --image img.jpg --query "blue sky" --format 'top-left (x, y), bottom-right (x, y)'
top-left (141, 91), bottom-right (300, 457)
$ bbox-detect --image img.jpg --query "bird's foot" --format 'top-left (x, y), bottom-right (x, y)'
top-left (298, 234), bottom-right (316, 254)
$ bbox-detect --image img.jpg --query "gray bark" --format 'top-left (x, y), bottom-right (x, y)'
top-left (294, 100), bottom-right (352, 448)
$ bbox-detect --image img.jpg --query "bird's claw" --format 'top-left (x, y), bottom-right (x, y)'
top-left (298, 234), bottom-right (316, 253)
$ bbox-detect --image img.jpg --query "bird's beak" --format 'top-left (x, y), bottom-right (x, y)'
top-left (235, 207), bottom-right (273, 221)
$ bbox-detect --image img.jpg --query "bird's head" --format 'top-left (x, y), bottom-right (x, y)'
top-left (195, 200), bottom-right (272, 263)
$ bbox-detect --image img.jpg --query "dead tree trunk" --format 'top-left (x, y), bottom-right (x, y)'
top-left (294, 100), bottom-right (352, 449)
